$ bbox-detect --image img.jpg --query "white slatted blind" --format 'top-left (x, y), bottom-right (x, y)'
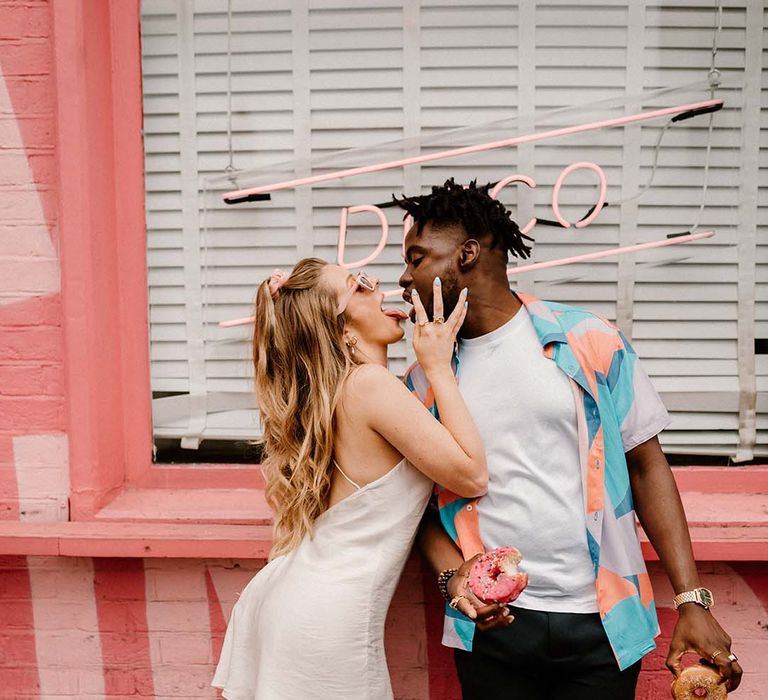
top-left (141, 0), bottom-right (766, 459)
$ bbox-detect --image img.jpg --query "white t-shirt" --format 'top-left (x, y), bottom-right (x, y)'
top-left (457, 307), bottom-right (598, 613)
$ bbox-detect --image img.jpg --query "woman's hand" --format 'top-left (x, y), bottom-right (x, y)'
top-left (355, 276), bottom-right (484, 496)
top-left (412, 278), bottom-right (468, 375)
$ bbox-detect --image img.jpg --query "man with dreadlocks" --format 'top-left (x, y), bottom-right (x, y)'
top-left (396, 179), bottom-right (741, 699)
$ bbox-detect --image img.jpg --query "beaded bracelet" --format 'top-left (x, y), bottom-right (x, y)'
top-left (437, 567), bottom-right (459, 601)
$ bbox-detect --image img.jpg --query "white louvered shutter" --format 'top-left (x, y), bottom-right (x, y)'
top-left (140, 0), bottom-right (766, 459)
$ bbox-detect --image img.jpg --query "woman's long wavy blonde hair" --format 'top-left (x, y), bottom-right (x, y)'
top-left (253, 258), bottom-right (356, 558)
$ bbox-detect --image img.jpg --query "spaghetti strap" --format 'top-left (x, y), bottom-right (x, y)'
top-left (333, 461), bottom-right (362, 490)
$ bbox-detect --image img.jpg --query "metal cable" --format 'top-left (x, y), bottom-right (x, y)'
top-left (224, 0), bottom-right (237, 185)
top-left (689, 0), bottom-right (723, 233)
top-left (615, 119), bottom-right (673, 205)
top-left (614, 0), bottom-right (722, 219)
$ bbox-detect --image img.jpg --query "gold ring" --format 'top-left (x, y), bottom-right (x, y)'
top-left (433, 316), bottom-right (445, 324)
top-left (711, 650), bottom-right (723, 663)
top-left (418, 320), bottom-right (428, 327)
top-left (448, 594), bottom-right (466, 611)
top-left (727, 653), bottom-right (738, 663)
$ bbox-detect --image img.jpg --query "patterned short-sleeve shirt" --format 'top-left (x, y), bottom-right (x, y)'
top-left (404, 293), bottom-right (671, 670)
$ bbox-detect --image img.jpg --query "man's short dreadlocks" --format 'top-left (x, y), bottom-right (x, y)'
top-left (394, 178), bottom-right (533, 260)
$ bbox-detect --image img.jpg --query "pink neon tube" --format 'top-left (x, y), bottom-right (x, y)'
top-left (489, 175), bottom-right (537, 234)
top-left (219, 231), bottom-right (714, 324)
top-left (507, 230), bottom-right (714, 276)
top-left (223, 99), bottom-right (722, 202)
top-left (550, 162), bottom-right (607, 229)
top-left (402, 215), bottom-right (413, 257)
top-left (337, 204), bottom-right (390, 268)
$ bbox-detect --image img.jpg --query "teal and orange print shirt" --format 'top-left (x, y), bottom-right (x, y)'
top-left (404, 292), bottom-right (671, 670)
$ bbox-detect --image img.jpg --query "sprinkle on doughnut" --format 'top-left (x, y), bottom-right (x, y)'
top-left (468, 546), bottom-right (529, 605)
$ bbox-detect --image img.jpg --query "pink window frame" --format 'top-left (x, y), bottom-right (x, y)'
top-left (48, 0), bottom-right (767, 551)
top-left (54, 0), bottom-right (261, 521)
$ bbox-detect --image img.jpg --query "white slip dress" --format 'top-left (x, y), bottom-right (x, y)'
top-left (211, 458), bottom-right (433, 700)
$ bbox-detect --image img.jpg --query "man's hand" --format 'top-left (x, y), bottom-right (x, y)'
top-left (667, 605), bottom-right (743, 692)
top-left (446, 554), bottom-right (514, 632)
top-left (626, 438), bottom-right (743, 692)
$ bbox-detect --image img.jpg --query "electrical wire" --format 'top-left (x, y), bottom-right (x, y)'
top-left (614, 119), bottom-right (673, 205)
top-left (224, 0), bottom-right (237, 186)
top-left (614, 0), bottom-right (722, 216)
top-left (689, 0), bottom-right (723, 234)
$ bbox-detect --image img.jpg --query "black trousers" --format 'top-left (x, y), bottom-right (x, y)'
top-left (454, 606), bottom-right (641, 700)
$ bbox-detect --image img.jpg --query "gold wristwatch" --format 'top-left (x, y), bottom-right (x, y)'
top-left (673, 587), bottom-right (714, 610)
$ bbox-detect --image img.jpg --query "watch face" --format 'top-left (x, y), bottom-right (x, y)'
top-left (698, 589), bottom-right (714, 607)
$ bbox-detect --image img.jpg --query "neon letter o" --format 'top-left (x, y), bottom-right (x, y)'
top-left (551, 162), bottom-right (606, 229)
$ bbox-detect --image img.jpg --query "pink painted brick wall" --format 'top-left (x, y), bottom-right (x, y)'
top-left (1, 556), bottom-right (767, 699)
top-left (0, 0), bottom-right (65, 526)
top-left (0, 2), bottom-right (766, 698)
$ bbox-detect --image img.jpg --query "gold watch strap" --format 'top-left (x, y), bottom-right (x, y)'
top-left (673, 588), bottom-right (713, 609)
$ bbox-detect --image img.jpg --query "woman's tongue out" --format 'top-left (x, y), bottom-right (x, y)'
top-left (383, 307), bottom-right (409, 321)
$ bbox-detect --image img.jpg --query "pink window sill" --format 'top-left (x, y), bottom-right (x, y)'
top-left (0, 467), bottom-right (766, 560)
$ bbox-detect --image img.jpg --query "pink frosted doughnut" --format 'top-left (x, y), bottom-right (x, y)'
top-left (468, 547), bottom-right (528, 604)
top-left (671, 665), bottom-right (727, 700)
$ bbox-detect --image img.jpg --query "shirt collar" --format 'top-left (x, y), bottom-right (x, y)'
top-left (514, 291), bottom-right (568, 346)
top-left (514, 291), bottom-right (598, 402)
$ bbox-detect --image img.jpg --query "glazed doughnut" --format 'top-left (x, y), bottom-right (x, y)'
top-left (671, 665), bottom-right (726, 700)
top-left (468, 546), bottom-right (528, 604)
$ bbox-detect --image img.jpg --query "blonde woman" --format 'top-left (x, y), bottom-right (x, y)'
top-left (212, 258), bottom-right (491, 700)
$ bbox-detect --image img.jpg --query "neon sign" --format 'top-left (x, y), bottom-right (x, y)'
top-left (336, 161), bottom-right (608, 271)
top-left (218, 98), bottom-right (722, 327)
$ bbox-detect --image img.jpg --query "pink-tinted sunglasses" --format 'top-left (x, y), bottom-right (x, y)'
top-left (336, 271), bottom-right (377, 315)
